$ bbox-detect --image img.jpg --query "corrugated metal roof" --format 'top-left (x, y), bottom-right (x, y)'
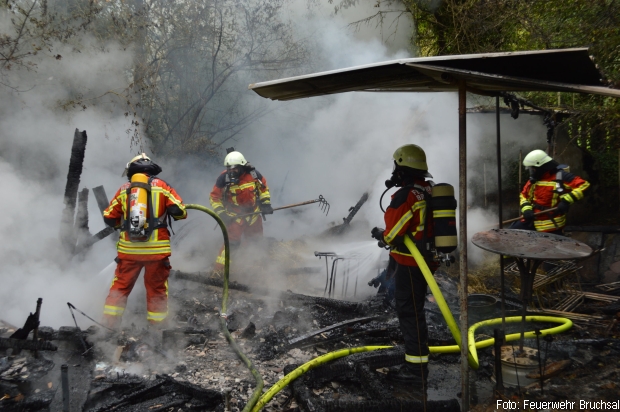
top-left (249, 48), bottom-right (620, 100)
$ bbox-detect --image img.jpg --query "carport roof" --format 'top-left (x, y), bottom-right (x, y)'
top-left (249, 48), bottom-right (620, 100)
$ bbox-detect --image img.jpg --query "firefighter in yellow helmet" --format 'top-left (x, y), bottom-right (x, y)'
top-left (209, 150), bottom-right (272, 271)
top-left (101, 153), bottom-right (187, 330)
top-left (511, 149), bottom-right (589, 235)
top-left (370, 144), bottom-right (436, 389)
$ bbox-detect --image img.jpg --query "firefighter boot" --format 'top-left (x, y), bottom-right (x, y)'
top-left (387, 362), bottom-right (428, 388)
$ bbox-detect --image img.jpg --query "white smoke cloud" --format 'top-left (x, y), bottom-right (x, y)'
top-left (0, 33), bottom-right (143, 328)
top-left (0, 2), bottom-right (549, 329)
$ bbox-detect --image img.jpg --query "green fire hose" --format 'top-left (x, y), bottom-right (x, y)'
top-left (185, 204), bottom-right (264, 412)
top-left (250, 234), bottom-right (573, 411)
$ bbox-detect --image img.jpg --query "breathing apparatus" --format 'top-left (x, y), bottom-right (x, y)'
top-left (378, 145), bottom-right (457, 267)
top-left (128, 173), bottom-right (150, 239)
top-left (121, 153), bottom-right (163, 241)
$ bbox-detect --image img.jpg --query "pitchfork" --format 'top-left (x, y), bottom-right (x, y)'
top-left (236, 195), bottom-right (330, 219)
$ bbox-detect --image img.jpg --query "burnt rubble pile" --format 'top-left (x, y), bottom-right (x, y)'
top-left (85, 374), bottom-right (222, 412)
top-left (2, 263), bottom-right (620, 411)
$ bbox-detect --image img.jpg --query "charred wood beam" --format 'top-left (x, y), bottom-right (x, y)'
top-left (335, 192), bottom-right (369, 235)
top-left (287, 316), bottom-right (377, 347)
top-left (172, 270), bottom-right (254, 294)
top-left (309, 347), bottom-right (405, 383)
top-left (0, 337), bottom-right (57, 351)
top-left (356, 363), bottom-right (391, 400)
top-left (86, 226), bottom-right (116, 246)
top-left (76, 226), bottom-right (116, 251)
top-left (92, 185), bottom-right (110, 217)
top-left (289, 364), bottom-right (460, 412)
top-left (60, 129), bottom-right (88, 255)
top-left (89, 379), bottom-right (167, 412)
top-left (282, 291), bottom-right (369, 314)
top-left (9, 310), bottom-right (39, 340)
top-left (75, 187), bottom-right (91, 250)
top-left (296, 326), bottom-right (398, 350)
top-left (318, 397), bottom-right (461, 412)
top-left (88, 375), bottom-right (222, 412)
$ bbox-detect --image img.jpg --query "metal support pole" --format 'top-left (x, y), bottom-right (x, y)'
top-left (496, 96), bottom-right (507, 334)
top-left (458, 80), bottom-right (469, 412)
top-left (61, 364), bottom-right (70, 412)
top-left (493, 329), bottom-right (504, 391)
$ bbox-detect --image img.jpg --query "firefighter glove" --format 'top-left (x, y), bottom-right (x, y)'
top-left (260, 203), bottom-right (274, 215)
top-left (556, 200), bottom-right (570, 215)
top-left (371, 227), bottom-right (385, 241)
top-left (522, 210), bottom-right (534, 223)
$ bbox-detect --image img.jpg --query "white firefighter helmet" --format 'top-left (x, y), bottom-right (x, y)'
top-left (224, 151), bottom-right (247, 167)
top-left (523, 149), bottom-right (552, 167)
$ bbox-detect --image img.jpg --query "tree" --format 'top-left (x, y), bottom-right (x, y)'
top-left (348, 0), bottom-right (619, 216)
top-left (0, 0), bottom-right (102, 89)
top-left (85, 0), bottom-right (308, 159)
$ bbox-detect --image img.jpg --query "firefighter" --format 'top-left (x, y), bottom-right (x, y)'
top-left (210, 150), bottom-right (273, 271)
top-left (511, 149), bottom-right (590, 235)
top-left (371, 144), bottom-right (437, 388)
top-left (101, 153), bottom-right (187, 330)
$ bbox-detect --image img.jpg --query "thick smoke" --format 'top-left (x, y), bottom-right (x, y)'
top-left (0, 2), bottom-right (548, 329)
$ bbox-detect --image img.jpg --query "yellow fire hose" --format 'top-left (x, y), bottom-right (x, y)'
top-left (185, 204), bottom-right (264, 412)
top-left (250, 235), bottom-right (573, 411)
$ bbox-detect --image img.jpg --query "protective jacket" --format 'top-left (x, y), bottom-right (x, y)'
top-left (210, 169), bottom-right (271, 270)
top-left (103, 177), bottom-right (187, 260)
top-left (209, 169), bottom-right (271, 223)
top-left (382, 178), bottom-right (437, 268)
top-left (519, 169), bottom-right (589, 232)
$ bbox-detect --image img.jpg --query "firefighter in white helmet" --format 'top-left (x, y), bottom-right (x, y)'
top-left (511, 149), bottom-right (589, 235)
top-left (102, 153), bottom-right (187, 330)
top-left (210, 149), bottom-right (272, 271)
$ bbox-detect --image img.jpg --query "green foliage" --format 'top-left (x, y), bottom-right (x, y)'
top-left (399, 0), bottom-right (620, 188)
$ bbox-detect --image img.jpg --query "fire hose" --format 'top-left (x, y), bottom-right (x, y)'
top-left (185, 204), bottom-right (264, 412)
top-left (251, 234), bottom-right (573, 411)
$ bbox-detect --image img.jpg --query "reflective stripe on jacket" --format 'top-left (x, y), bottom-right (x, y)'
top-left (209, 170), bottom-right (271, 223)
top-left (103, 178), bottom-right (186, 259)
top-left (383, 179), bottom-right (435, 267)
top-left (519, 170), bottom-right (589, 232)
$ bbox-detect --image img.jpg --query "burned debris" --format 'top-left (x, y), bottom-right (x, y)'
top-left (58, 129), bottom-right (116, 258)
top-left (2, 245), bottom-right (620, 411)
top-left (3, 127), bottom-right (620, 412)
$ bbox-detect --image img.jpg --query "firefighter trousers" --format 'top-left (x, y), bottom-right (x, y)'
top-left (214, 216), bottom-right (263, 270)
top-left (102, 257), bottom-right (171, 329)
top-left (393, 258), bottom-right (430, 377)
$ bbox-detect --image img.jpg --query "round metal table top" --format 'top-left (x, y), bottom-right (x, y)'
top-left (471, 229), bottom-right (593, 260)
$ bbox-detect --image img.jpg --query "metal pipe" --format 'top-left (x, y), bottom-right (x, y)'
top-left (496, 96), bottom-right (507, 335)
top-left (519, 150), bottom-right (522, 187)
top-left (61, 364), bottom-right (70, 412)
top-left (535, 328), bottom-right (544, 395)
top-left (458, 80), bottom-right (469, 412)
top-left (493, 329), bottom-right (504, 391)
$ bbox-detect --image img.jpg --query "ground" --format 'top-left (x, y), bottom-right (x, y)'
top-left (1, 241), bottom-right (620, 411)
